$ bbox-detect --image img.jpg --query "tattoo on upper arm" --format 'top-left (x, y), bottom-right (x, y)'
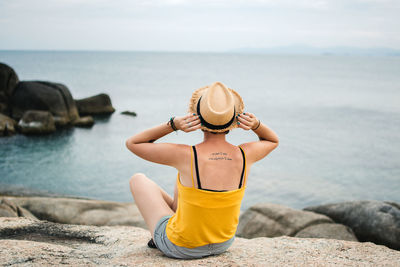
top-left (208, 152), bottom-right (232, 161)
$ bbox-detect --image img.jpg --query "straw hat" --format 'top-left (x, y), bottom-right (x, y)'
top-left (188, 82), bottom-right (244, 133)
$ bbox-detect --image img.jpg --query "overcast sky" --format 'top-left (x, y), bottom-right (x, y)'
top-left (0, 0), bottom-right (399, 51)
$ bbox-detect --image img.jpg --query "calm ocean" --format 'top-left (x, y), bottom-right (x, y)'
top-left (0, 51), bottom-right (399, 210)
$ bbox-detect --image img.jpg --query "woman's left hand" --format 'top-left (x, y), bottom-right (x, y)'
top-left (174, 114), bottom-right (201, 132)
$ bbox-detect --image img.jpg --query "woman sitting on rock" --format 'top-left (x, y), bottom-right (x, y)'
top-left (126, 82), bottom-right (279, 259)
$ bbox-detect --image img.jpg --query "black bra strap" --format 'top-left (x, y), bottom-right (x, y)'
top-left (238, 147), bottom-right (246, 188)
top-left (192, 146), bottom-right (202, 189)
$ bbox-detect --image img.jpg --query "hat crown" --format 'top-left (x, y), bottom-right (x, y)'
top-left (206, 82), bottom-right (234, 113)
top-left (200, 82), bottom-right (235, 126)
top-left (189, 81), bottom-right (244, 133)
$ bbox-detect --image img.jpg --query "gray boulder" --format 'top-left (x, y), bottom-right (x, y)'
top-left (2, 196), bottom-right (146, 228)
top-left (0, 63), bottom-right (19, 115)
top-left (0, 198), bottom-right (37, 220)
top-left (295, 223), bottom-right (358, 241)
top-left (75, 93), bottom-right (115, 116)
top-left (18, 110), bottom-right (56, 135)
top-left (236, 203), bottom-right (333, 238)
top-left (304, 201), bottom-right (400, 250)
top-left (0, 113), bottom-right (17, 136)
top-left (0, 198), bottom-right (18, 217)
top-left (11, 81), bottom-right (79, 126)
top-left (1, 217), bottom-right (399, 266)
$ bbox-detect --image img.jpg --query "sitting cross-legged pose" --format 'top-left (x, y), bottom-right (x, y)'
top-left (126, 82), bottom-right (279, 259)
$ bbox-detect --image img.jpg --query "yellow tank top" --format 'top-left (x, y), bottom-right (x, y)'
top-left (165, 146), bottom-right (247, 248)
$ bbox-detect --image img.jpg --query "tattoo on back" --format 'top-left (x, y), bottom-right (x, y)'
top-left (209, 152), bottom-right (232, 161)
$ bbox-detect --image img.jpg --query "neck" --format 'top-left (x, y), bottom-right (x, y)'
top-left (203, 131), bottom-right (227, 143)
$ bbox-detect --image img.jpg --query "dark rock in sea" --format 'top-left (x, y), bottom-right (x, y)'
top-left (75, 93), bottom-right (115, 116)
top-left (0, 113), bottom-right (17, 136)
top-left (18, 110), bottom-right (56, 135)
top-left (304, 200), bottom-right (400, 250)
top-left (236, 203), bottom-right (358, 242)
top-left (121, 110), bottom-right (137, 117)
top-left (11, 81), bottom-right (79, 126)
top-left (0, 63), bottom-right (19, 115)
top-left (73, 115), bottom-right (95, 127)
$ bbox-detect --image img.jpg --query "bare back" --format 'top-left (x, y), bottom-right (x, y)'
top-left (179, 141), bottom-right (247, 191)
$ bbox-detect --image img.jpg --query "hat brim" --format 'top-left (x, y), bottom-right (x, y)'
top-left (188, 85), bottom-right (244, 133)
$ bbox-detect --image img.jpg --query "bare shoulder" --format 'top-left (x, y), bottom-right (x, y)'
top-left (127, 142), bottom-right (191, 168)
top-left (239, 141), bottom-right (278, 164)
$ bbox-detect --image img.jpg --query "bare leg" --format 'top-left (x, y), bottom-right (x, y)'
top-left (129, 173), bottom-right (174, 237)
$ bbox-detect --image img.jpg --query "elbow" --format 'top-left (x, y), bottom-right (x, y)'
top-left (269, 137), bottom-right (279, 150)
top-left (125, 138), bottom-right (136, 152)
top-left (273, 137), bottom-right (279, 148)
top-left (274, 137), bottom-right (279, 146)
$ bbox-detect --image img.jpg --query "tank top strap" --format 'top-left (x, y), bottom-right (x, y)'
top-left (238, 146), bottom-right (247, 188)
top-left (192, 146), bottom-right (202, 189)
top-left (190, 146), bottom-right (195, 188)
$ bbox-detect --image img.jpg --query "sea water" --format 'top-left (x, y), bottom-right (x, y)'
top-left (0, 51), bottom-right (399, 210)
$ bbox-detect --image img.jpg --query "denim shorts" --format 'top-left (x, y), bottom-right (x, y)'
top-left (153, 215), bottom-right (235, 259)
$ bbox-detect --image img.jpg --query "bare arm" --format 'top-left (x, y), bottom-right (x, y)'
top-left (237, 112), bottom-right (279, 164)
top-left (125, 114), bottom-right (201, 168)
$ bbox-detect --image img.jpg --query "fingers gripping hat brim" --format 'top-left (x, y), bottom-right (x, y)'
top-left (188, 84), bottom-right (244, 133)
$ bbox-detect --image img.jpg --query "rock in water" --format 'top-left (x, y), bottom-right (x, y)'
top-left (11, 81), bottom-right (79, 126)
top-left (121, 110), bottom-right (137, 117)
top-left (304, 201), bottom-right (400, 250)
top-left (0, 217), bottom-right (399, 266)
top-left (73, 115), bottom-right (95, 127)
top-left (0, 63), bottom-right (19, 115)
top-left (18, 110), bottom-right (56, 135)
top-left (0, 113), bottom-right (17, 136)
top-left (75, 94), bottom-right (115, 116)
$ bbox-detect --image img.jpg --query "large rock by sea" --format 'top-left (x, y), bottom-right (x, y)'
top-left (18, 110), bottom-right (56, 134)
top-left (304, 200), bottom-right (400, 250)
top-left (1, 196), bottom-right (146, 228)
top-left (0, 63), bottom-right (19, 115)
top-left (11, 81), bottom-right (79, 126)
top-left (75, 93), bottom-right (115, 116)
top-left (0, 113), bottom-right (17, 136)
top-left (1, 217), bottom-right (399, 266)
top-left (236, 203), bottom-right (358, 241)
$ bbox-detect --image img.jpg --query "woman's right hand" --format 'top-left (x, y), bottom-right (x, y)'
top-left (174, 113), bottom-right (201, 133)
top-left (237, 112), bottom-right (259, 131)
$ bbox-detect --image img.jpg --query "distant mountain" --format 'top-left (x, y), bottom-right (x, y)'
top-left (230, 45), bottom-right (400, 56)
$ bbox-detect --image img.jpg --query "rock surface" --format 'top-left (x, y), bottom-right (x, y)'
top-left (1, 196), bottom-right (146, 228)
top-left (121, 110), bottom-right (137, 116)
top-left (75, 93), bottom-right (115, 116)
top-left (72, 115), bottom-right (94, 127)
top-left (0, 63), bottom-right (19, 114)
top-left (0, 217), bottom-right (399, 266)
top-left (11, 81), bottom-right (79, 126)
top-left (304, 200), bottom-right (400, 250)
top-left (0, 113), bottom-right (17, 136)
top-left (236, 203), bottom-right (357, 242)
top-left (18, 110), bottom-right (56, 134)
top-left (295, 223), bottom-right (357, 241)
